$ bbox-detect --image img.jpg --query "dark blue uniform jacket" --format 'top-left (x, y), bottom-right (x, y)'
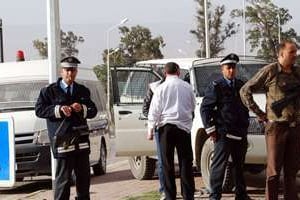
top-left (200, 77), bottom-right (249, 137)
top-left (35, 78), bottom-right (97, 158)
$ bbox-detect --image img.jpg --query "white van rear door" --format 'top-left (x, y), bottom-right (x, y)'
top-left (111, 67), bottom-right (161, 156)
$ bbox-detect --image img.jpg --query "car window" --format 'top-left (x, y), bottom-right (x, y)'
top-left (136, 63), bottom-right (189, 80)
top-left (194, 62), bottom-right (266, 97)
top-left (0, 81), bottom-right (48, 109)
top-left (112, 70), bottom-right (160, 104)
top-left (79, 80), bottom-right (106, 112)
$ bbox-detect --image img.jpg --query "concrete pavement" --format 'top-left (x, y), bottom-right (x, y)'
top-left (0, 157), bottom-right (271, 200)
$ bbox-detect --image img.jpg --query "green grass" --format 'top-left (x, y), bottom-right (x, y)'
top-left (123, 191), bottom-right (160, 200)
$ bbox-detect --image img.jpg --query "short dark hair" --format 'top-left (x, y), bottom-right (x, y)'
top-left (277, 40), bottom-right (296, 53)
top-left (164, 62), bottom-right (179, 74)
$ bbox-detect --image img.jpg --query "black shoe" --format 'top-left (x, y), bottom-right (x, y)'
top-left (235, 194), bottom-right (252, 200)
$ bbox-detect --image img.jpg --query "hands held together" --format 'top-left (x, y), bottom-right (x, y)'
top-left (60, 103), bottom-right (82, 117)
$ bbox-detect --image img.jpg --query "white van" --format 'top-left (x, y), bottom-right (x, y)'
top-left (111, 57), bottom-right (267, 191)
top-left (0, 60), bottom-right (110, 181)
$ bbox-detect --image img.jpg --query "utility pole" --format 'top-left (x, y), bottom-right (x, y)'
top-left (204, 0), bottom-right (210, 58)
top-left (278, 13), bottom-right (281, 43)
top-left (243, 0), bottom-right (246, 59)
top-left (46, 0), bottom-right (61, 191)
top-left (0, 19), bottom-right (4, 63)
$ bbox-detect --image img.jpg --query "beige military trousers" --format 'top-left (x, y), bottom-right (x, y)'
top-left (265, 122), bottom-right (300, 200)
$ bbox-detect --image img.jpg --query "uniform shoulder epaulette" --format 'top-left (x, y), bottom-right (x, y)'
top-left (213, 78), bottom-right (224, 86)
top-left (212, 81), bottom-right (218, 86)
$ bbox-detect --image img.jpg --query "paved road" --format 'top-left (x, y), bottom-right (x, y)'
top-left (0, 146), bottom-right (297, 200)
top-left (0, 156), bottom-right (270, 200)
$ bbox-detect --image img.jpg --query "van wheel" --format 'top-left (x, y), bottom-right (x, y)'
top-left (128, 156), bottom-right (156, 180)
top-left (201, 139), bottom-right (234, 193)
top-left (93, 142), bottom-right (107, 176)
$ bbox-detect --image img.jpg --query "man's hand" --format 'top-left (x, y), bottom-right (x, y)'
top-left (147, 128), bottom-right (154, 140)
top-left (209, 131), bottom-right (218, 143)
top-left (60, 105), bottom-right (72, 117)
top-left (70, 102), bottom-right (82, 112)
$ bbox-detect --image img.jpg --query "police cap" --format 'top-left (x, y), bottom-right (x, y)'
top-left (60, 56), bottom-right (81, 68)
top-left (220, 53), bottom-right (239, 65)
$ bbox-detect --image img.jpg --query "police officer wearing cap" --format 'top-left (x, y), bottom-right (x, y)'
top-left (200, 53), bottom-right (251, 200)
top-left (35, 56), bottom-right (97, 200)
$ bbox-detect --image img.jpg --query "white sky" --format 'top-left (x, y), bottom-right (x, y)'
top-left (0, 0), bottom-right (299, 66)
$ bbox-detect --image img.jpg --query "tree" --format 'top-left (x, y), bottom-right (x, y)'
top-left (190, 0), bottom-right (239, 57)
top-left (95, 25), bottom-right (165, 87)
top-left (94, 48), bottom-right (127, 89)
top-left (120, 25), bottom-right (164, 64)
top-left (231, 0), bottom-right (300, 61)
top-left (33, 30), bottom-right (84, 58)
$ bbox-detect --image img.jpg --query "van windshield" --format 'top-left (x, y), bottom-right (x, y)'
top-left (135, 63), bottom-right (189, 80)
top-left (194, 62), bottom-right (267, 97)
top-left (0, 81), bottom-right (48, 109)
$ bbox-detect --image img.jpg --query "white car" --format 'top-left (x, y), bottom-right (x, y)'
top-left (0, 60), bottom-right (111, 182)
top-left (111, 57), bottom-right (267, 191)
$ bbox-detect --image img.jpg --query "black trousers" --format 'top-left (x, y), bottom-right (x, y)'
top-left (54, 151), bottom-right (90, 200)
top-left (209, 134), bottom-right (248, 200)
top-left (159, 124), bottom-right (195, 200)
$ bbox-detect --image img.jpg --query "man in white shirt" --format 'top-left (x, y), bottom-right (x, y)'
top-left (147, 62), bottom-right (195, 200)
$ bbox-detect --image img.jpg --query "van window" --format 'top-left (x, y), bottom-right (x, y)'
top-left (79, 80), bottom-right (106, 112)
top-left (112, 70), bottom-right (160, 104)
top-left (0, 81), bottom-right (48, 109)
top-left (194, 63), bottom-right (266, 96)
top-left (135, 63), bottom-right (188, 80)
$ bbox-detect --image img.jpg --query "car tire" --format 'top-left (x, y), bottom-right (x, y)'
top-left (128, 156), bottom-right (156, 180)
top-left (93, 142), bottom-right (107, 176)
top-left (201, 139), bottom-right (234, 193)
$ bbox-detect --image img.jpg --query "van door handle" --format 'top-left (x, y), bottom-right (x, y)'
top-left (119, 110), bottom-right (132, 115)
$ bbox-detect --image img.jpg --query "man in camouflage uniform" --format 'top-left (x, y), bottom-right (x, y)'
top-left (240, 40), bottom-right (299, 200)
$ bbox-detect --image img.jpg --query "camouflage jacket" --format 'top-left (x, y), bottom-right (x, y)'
top-left (240, 62), bottom-right (300, 122)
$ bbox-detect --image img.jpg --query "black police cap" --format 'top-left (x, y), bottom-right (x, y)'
top-left (60, 56), bottom-right (81, 68)
top-left (220, 53), bottom-right (239, 65)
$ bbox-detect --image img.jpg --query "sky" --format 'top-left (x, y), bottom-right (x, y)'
top-left (0, 0), bottom-right (299, 67)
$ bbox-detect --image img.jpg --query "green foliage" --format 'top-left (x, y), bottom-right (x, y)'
top-left (93, 64), bottom-right (107, 88)
top-left (32, 30), bottom-right (84, 59)
top-left (231, 0), bottom-right (300, 61)
top-left (33, 38), bottom-right (48, 59)
top-left (118, 25), bottom-right (165, 65)
top-left (190, 0), bottom-right (239, 57)
top-left (61, 31), bottom-right (84, 58)
top-left (102, 25), bottom-right (165, 66)
top-left (123, 191), bottom-right (160, 200)
top-left (96, 25), bottom-right (165, 85)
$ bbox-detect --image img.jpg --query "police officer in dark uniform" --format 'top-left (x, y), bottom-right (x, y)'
top-left (35, 56), bottom-right (97, 200)
top-left (200, 54), bottom-right (250, 200)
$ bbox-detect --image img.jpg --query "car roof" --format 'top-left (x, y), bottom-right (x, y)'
top-left (135, 56), bottom-right (268, 70)
top-left (0, 59), bottom-right (98, 83)
top-left (135, 58), bottom-right (202, 70)
top-left (193, 56), bottom-right (268, 66)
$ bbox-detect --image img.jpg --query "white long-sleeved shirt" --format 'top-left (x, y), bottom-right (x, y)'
top-left (148, 75), bottom-right (195, 133)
